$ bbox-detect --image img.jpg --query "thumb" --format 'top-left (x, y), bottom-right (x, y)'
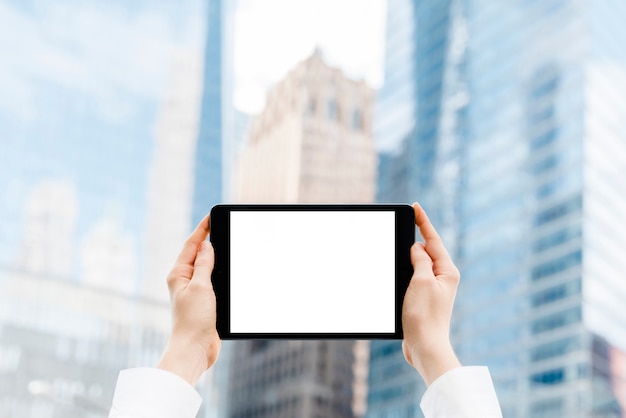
top-left (191, 241), bottom-right (215, 287)
top-left (411, 242), bottom-right (435, 280)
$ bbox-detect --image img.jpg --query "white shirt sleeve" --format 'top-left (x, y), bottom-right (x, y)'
top-left (420, 366), bottom-right (502, 418)
top-left (108, 368), bottom-right (202, 418)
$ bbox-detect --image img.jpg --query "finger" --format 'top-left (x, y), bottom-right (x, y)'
top-left (176, 213), bottom-right (211, 267)
top-left (410, 242), bottom-right (435, 280)
top-left (190, 241), bottom-right (215, 289)
top-left (413, 202), bottom-right (457, 277)
top-left (167, 263), bottom-right (194, 294)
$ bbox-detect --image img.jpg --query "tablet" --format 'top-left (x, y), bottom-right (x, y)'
top-left (209, 204), bottom-right (415, 339)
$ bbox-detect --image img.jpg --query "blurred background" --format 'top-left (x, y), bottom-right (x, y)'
top-left (1, 0), bottom-right (626, 417)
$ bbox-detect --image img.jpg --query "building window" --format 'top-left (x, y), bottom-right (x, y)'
top-left (530, 398), bottom-right (564, 416)
top-left (530, 67), bottom-right (560, 99)
top-left (531, 336), bottom-right (580, 362)
top-left (534, 195), bottom-right (582, 226)
top-left (307, 98), bottom-right (316, 115)
top-left (531, 250), bottom-right (581, 281)
top-left (531, 306), bottom-right (581, 334)
top-left (531, 127), bottom-right (558, 150)
top-left (530, 106), bottom-right (556, 123)
top-left (530, 279), bottom-right (580, 307)
top-left (536, 176), bottom-right (564, 199)
top-left (532, 154), bottom-right (558, 175)
top-left (249, 340), bottom-right (270, 354)
top-left (530, 367), bottom-right (565, 386)
top-left (533, 225), bottom-right (581, 253)
top-left (527, 64), bottom-right (560, 155)
top-left (351, 109), bottom-right (362, 131)
top-left (327, 99), bottom-right (339, 121)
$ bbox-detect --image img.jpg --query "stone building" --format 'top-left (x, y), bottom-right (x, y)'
top-left (233, 49), bottom-right (376, 204)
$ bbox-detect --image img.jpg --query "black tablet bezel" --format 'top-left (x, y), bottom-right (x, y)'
top-left (209, 204), bottom-right (415, 339)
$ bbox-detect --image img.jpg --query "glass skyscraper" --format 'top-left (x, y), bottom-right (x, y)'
top-left (193, 0), bottom-right (235, 223)
top-left (367, 0), bottom-right (425, 417)
top-left (372, 0), bottom-right (626, 417)
top-left (194, 2), bottom-right (238, 417)
top-left (0, 0), bottom-right (231, 416)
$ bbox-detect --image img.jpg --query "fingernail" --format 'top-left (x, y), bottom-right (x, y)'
top-left (199, 241), bottom-right (212, 254)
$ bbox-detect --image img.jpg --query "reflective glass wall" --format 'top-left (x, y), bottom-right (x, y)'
top-left (0, 0), bottom-right (229, 416)
top-left (372, 0), bottom-right (626, 416)
top-left (457, 1), bottom-right (585, 416)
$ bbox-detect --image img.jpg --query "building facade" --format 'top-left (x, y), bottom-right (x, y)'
top-left (371, 0), bottom-right (626, 417)
top-left (233, 50), bottom-right (376, 204)
top-left (0, 0), bottom-right (232, 416)
top-left (228, 51), bottom-right (375, 418)
top-left (228, 340), bottom-right (368, 418)
top-left (193, 0), bottom-right (235, 222)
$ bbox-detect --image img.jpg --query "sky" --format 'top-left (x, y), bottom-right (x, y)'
top-left (233, 0), bottom-right (387, 114)
top-left (0, 0), bottom-right (205, 125)
top-left (0, 0), bottom-right (386, 118)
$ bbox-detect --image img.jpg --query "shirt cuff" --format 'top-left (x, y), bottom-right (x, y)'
top-left (420, 366), bottom-right (502, 418)
top-left (109, 368), bottom-right (202, 418)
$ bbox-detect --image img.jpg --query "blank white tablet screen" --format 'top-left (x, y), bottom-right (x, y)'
top-left (230, 211), bottom-right (395, 333)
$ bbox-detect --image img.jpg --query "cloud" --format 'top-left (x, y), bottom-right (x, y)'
top-left (233, 0), bottom-right (386, 113)
top-left (0, 1), bottom-right (205, 122)
top-left (0, 0), bottom-right (387, 118)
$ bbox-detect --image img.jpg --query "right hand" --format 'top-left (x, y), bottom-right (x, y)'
top-left (402, 202), bottom-right (462, 386)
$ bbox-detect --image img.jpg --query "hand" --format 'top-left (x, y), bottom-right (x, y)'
top-left (402, 202), bottom-right (462, 386)
top-left (157, 214), bottom-right (221, 386)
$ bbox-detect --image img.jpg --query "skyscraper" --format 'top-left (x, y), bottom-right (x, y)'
top-left (371, 0), bottom-right (626, 417)
top-left (228, 50), bottom-right (375, 418)
top-left (193, 0), bottom-right (237, 221)
top-left (191, 1), bottom-right (238, 417)
top-left (233, 49), bottom-right (376, 204)
top-left (0, 0), bottom-right (231, 416)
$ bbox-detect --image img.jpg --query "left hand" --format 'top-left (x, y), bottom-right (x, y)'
top-left (157, 214), bottom-right (221, 386)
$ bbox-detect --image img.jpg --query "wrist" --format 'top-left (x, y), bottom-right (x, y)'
top-left (157, 338), bottom-right (209, 386)
top-left (411, 341), bottom-right (461, 386)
